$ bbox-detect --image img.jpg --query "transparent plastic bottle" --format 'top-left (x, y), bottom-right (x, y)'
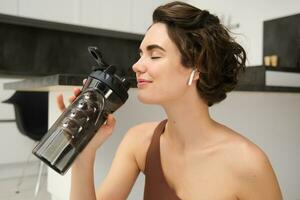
top-left (32, 47), bottom-right (130, 175)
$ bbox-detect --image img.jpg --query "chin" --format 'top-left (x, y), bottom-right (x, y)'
top-left (137, 92), bottom-right (160, 105)
top-left (137, 94), bottom-right (156, 104)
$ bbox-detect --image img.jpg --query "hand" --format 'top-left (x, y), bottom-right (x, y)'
top-left (56, 79), bottom-right (85, 112)
top-left (56, 79), bottom-right (116, 155)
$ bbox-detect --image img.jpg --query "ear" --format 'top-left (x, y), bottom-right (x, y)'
top-left (194, 70), bottom-right (200, 81)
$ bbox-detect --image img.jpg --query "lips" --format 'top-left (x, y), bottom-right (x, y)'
top-left (137, 79), bottom-right (152, 83)
top-left (137, 78), bottom-right (152, 87)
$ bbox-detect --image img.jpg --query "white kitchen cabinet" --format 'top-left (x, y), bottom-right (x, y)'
top-left (1, 0), bottom-right (169, 34)
top-left (80, 0), bottom-right (132, 32)
top-left (130, 0), bottom-right (167, 34)
top-left (0, 122), bottom-right (35, 165)
top-left (0, 0), bottom-right (18, 15)
top-left (18, 0), bottom-right (80, 24)
top-left (80, 0), bottom-right (171, 34)
top-left (0, 78), bottom-right (37, 175)
top-left (0, 91), bottom-right (15, 120)
top-left (0, 78), bottom-right (20, 120)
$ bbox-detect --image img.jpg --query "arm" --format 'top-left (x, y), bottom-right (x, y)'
top-left (70, 149), bottom-right (97, 200)
top-left (96, 126), bottom-right (141, 199)
top-left (70, 123), bottom-right (141, 200)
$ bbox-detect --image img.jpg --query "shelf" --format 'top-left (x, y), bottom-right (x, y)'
top-left (236, 65), bottom-right (300, 92)
top-left (265, 66), bottom-right (300, 73)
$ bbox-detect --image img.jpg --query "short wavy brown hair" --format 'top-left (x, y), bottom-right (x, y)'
top-left (153, 1), bottom-right (246, 106)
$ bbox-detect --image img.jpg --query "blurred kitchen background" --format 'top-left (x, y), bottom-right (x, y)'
top-left (0, 0), bottom-right (300, 200)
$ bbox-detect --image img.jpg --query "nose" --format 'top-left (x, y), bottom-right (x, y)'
top-left (132, 57), bottom-right (146, 74)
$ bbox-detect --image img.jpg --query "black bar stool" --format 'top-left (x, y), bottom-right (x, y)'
top-left (2, 91), bottom-right (48, 141)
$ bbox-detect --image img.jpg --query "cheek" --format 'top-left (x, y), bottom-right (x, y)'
top-left (137, 73), bottom-right (188, 104)
top-left (161, 79), bottom-right (188, 100)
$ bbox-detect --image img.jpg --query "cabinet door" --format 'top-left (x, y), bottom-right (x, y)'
top-left (0, 79), bottom-right (37, 165)
top-left (130, 0), bottom-right (167, 34)
top-left (18, 0), bottom-right (80, 24)
top-left (0, 0), bottom-right (18, 15)
top-left (80, 0), bottom-right (131, 32)
top-left (0, 122), bottom-right (35, 165)
top-left (0, 78), bottom-right (20, 120)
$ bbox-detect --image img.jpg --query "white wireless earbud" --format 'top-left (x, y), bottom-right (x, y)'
top-left (187, 69), bottom-right (197, 86)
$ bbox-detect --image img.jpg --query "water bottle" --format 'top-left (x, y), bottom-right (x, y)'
top-left (32, 47), bottom-right (130, 175)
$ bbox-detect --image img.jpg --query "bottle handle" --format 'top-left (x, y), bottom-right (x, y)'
top-left (88, 46), bottom-right (109, 69)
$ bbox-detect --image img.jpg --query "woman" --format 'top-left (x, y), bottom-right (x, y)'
top-left (57, 1), bottom-right (283, 200)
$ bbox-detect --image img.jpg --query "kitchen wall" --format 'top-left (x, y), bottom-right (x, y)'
top-left (187, 0), bottom-right (300, 66)
top-left (0, 0), bottom-right (300, 199)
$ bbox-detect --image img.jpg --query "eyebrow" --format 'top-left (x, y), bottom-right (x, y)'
top-left (139, 44), bottom-right (166, 54)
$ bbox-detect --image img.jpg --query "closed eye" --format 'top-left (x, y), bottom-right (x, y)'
top-left (151, 56), bottom-right (161, 59)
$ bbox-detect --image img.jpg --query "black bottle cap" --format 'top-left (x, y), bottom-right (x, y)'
top-left (89, 68), bottom-right (129, 103)
top-left (104, 65), bottom-right (116, 75)
top-left (88, 46), bottom-right (130, 102)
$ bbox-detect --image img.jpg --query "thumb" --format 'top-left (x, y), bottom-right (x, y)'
top-left (104, 114), bottom-right (116, 128)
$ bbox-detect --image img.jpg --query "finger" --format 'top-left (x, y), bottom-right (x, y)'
top-left (105, 114), bottom-right (116, 127)
top-left (56, 94), bottom-right (66, 112)
top-left (68, 95), bottom-right (76, 103)
top-left (73, 87), bottom-right (81, 97)
top-left (83, 79), bottom-right (87, 85)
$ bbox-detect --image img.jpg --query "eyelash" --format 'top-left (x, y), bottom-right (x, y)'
top-left (138, 54), bottom-right (161, 60)
top-left (151, 56), bottom-right (161, 59)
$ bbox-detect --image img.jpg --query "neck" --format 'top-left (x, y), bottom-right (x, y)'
top-left (161, 90), bottom-right (219, 152)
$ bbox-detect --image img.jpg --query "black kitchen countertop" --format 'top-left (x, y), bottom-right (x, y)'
top-left (3, 70), bottom-right (300, 93)
top-left (3, 74), bottom-right (87, 91)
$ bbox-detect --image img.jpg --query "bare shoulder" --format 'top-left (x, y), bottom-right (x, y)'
top-left (123, 121), bottom-right (161, 172)
top-left (218, 125), bottom-right (271, 173)
top-left (218, 125), bottom-right (282, 199)
top-left (223, 127), bottom-right (271, 174)
top-left (125, 121), bottom-right (160, 145)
